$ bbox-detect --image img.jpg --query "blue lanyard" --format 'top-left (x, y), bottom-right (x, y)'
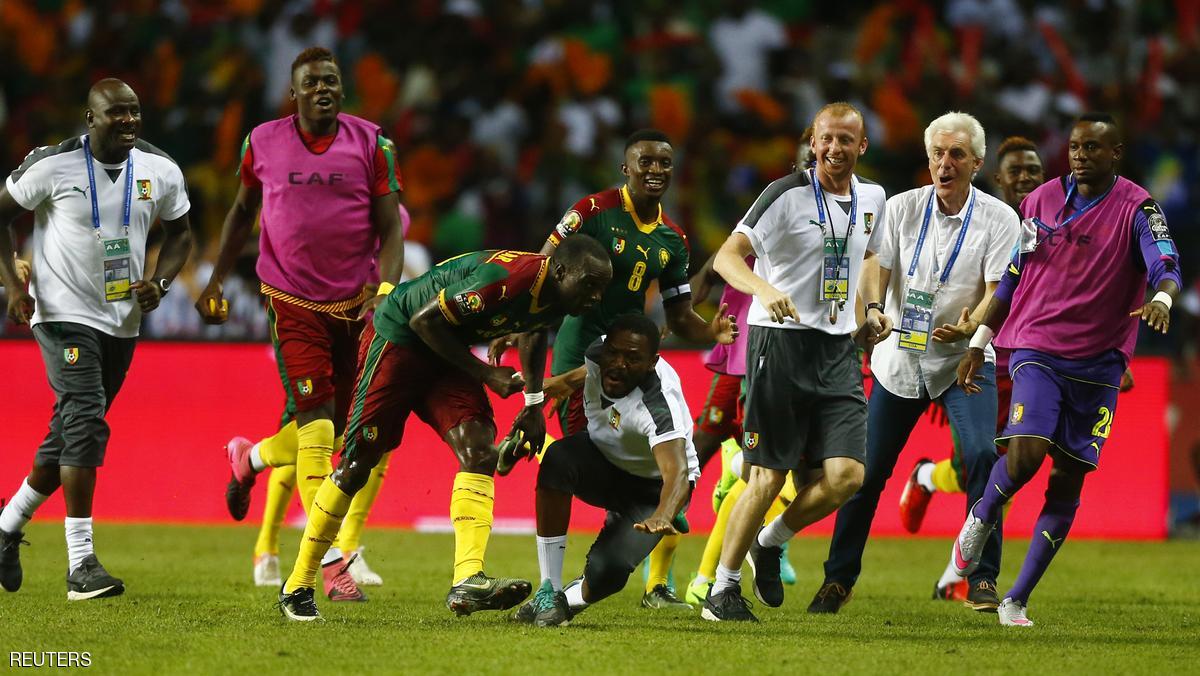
top-left (811, 169), bottom-right (857, 233)
top-left (1053, 175), bottom-right (1115, 229)
top-left (907, 187), bottom-right (975, 286)
top-left (83, 135), bottom-right (133, 241)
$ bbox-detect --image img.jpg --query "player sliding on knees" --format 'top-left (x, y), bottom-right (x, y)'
top-left (276, 236), bottom-right (612, 621)
top-left (510, 313), bottom-right (699, 626)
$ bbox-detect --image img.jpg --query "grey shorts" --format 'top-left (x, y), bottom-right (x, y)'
top-left (32, 322), bottom-right (136, 468)
top-left (741, 326), bottom-right (867, 472)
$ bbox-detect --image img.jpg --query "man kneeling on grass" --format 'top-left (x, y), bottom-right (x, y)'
top-left (508, 312), bottom-right (699, 626)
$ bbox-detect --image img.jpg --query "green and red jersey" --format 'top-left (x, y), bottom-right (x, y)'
top-left (548, 186), bottom-right (691, 375)
top-left (373, 249), bottom-right (560, 347)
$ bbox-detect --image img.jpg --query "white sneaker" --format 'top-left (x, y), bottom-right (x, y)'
top-left (254, 554), bottom-right (281, 587)
top-left (347, 547), bottom-right (383, 586)
top-left (998, 597), bottom-right (1034, 627)
top-left (951, 499), bottom-right (995, 577)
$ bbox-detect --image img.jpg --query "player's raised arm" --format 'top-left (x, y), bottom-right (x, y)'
top-left (634, 437), bottom-right (690, 535)
top-left (196, 180), bottom-right (262, 324)
top-left (0, 187), bottom-right (35, 322)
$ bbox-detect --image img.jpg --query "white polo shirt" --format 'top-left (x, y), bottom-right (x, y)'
top-left (870, 185), bottom-right (1019, 399)
top-left (733, 171), bottom-right (887, 335)
top-left (582, 340), bottom-right (701, 482)
top-left (5, 135), bottom-right (190, 338)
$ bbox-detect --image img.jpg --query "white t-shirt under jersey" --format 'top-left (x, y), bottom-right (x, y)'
top-left (6, 135), bottom-right (190, 338)
top-left (582, 339), bottom-right (701, 482)
top-left (734, 171), bottom-right (887, 335)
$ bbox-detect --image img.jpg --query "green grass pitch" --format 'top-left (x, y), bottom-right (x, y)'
top-left (2, 523), bottom-right (1197, 674)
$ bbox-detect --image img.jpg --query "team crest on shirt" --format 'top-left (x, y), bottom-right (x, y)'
top-left (555, 210), bottom-right (583, 239)
top-left (136, 179), bottom-right (152, 200)
top-left (659, 249), bottom-right (670, 267)
top-left (743, 432), bottom-right (759, 449)
top-left (608, 409), bottom-right (621, 430)
top-left (454, 291), bottom-right (485, 315)
top-left (1011, 403), bottom-right (1024, 424)
top-left (297, 378), bottom-right (313, 396)
top-left (864, 213), bottom-right (874, 234)
top-left (612, 237), bottom-right (625, 254)
top-left (63, 348), bottom-right (79, 365)
top-left (362, 426), bottom-right (378, 442)
top-left (708, 409), bottom-right (724, 424)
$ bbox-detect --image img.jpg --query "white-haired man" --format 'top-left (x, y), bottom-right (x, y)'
top-left (809, 112), bottom-right (1019, 614)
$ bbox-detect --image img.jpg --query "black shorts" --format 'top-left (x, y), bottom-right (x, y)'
top-left (32, 322), bottom-right (137, 468)
top-left (741, 326), bottom-right (866, 472)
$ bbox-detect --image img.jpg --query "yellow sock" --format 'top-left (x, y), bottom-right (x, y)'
top-left (253, 465), bottom-right (296, 557)
top-left (258, 420), bottom-right (299, 467)
top-left (646, 533), bottom-right (680, 592)
top-left (450, 472), bottom-right (494, 583)
top-left (334, 451), bottom-right (390, 554)
top-left (931, 458), bottom-right (962, 494)
top-left (295, 419), bottom-right (335, 514)
top-left (699, 480), bottom-right (747, 579)
top-left (283, 478), bottom-right (352, 593)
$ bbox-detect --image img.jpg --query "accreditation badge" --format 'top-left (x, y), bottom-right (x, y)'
top-left (102, 237), bottom-right (133, 303)
top-left (819, 237), bottom-right (850, 302)
top-left (898, 286), bottom-right (934, 353)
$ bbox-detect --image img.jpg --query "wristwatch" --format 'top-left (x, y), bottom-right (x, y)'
top-left (866, 302), bottom-right (884, 314)
top-left (157, 278), bottom-right (171, 296)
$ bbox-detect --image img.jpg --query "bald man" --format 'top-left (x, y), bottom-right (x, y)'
top-left (0, 79), bottom-right (193, 600)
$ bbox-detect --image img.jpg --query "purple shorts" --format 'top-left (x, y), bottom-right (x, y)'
top-left (997, 349), bottom-right (1125, 469)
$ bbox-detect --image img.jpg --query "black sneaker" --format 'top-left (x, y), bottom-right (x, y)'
top-left (0, 528), bottom-right (28, 592)
top-left (807, 581), bottom-right (852, 614)
top-left (746, 534), bottom-right (784, 607)
top-left (65, 554), bottom-right (124, 601)
top-left (446, 572), bottom-right (532, 616)
top-left (701, 584), bottom-right (758, 622)
top-left (641, 584), bottom-right (693, 611)
top-left (512, 580), bottom-right (571, 627)
top-left (965, 579), bottom-right (1000, 613)
top-left (278, 585), bottom-right (322, 621)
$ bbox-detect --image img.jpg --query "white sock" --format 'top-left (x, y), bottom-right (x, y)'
top-left (564, 578), bottom-right (588, 611)
top-left (0, 479), bottom-right (50, 534)
top-left (711, 563), bottom-right (741, 596)
top-left (64, 517), bottom-right (94, 573)
top-left (536, 535), bottom-right (568, 590)
top-left (758, 516), bottom-right (797, 548)
top-left (938, 557), bottom-right (963, 588)
top-left (917, 462), bottom-right (937, 493)
top-left (321, 547), bottom-right (343, 566)
top-left (249, 443), bottom-right (267, 472)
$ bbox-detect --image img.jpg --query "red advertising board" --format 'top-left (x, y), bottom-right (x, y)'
top-left (0, 341), bottom-right (1169, 539)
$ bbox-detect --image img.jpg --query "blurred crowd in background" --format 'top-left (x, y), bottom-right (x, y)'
top-left (2, 0), bottom-right (1199, 354)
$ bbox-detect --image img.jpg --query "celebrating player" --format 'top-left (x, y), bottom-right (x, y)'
top-left (0, 79), bottom-right (192, 599)
top-left (952, 113), bottom-right (1181, 627)
top-left (496, 129), bottom-right (735, 610)
top-left (196, 47), bottom-right (405, 601)
top-left (702, 103), bottom-right (888, 622)
top-left (277, 237), bottom-right (613, 621)
top-left (513, 313), bottom-right (698, 626)
top-left (814, 112), bottom-right (1019, 615)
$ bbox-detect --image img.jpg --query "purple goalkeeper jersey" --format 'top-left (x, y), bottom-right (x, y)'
top-left (995, 175), bottom-right (1181, 362)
